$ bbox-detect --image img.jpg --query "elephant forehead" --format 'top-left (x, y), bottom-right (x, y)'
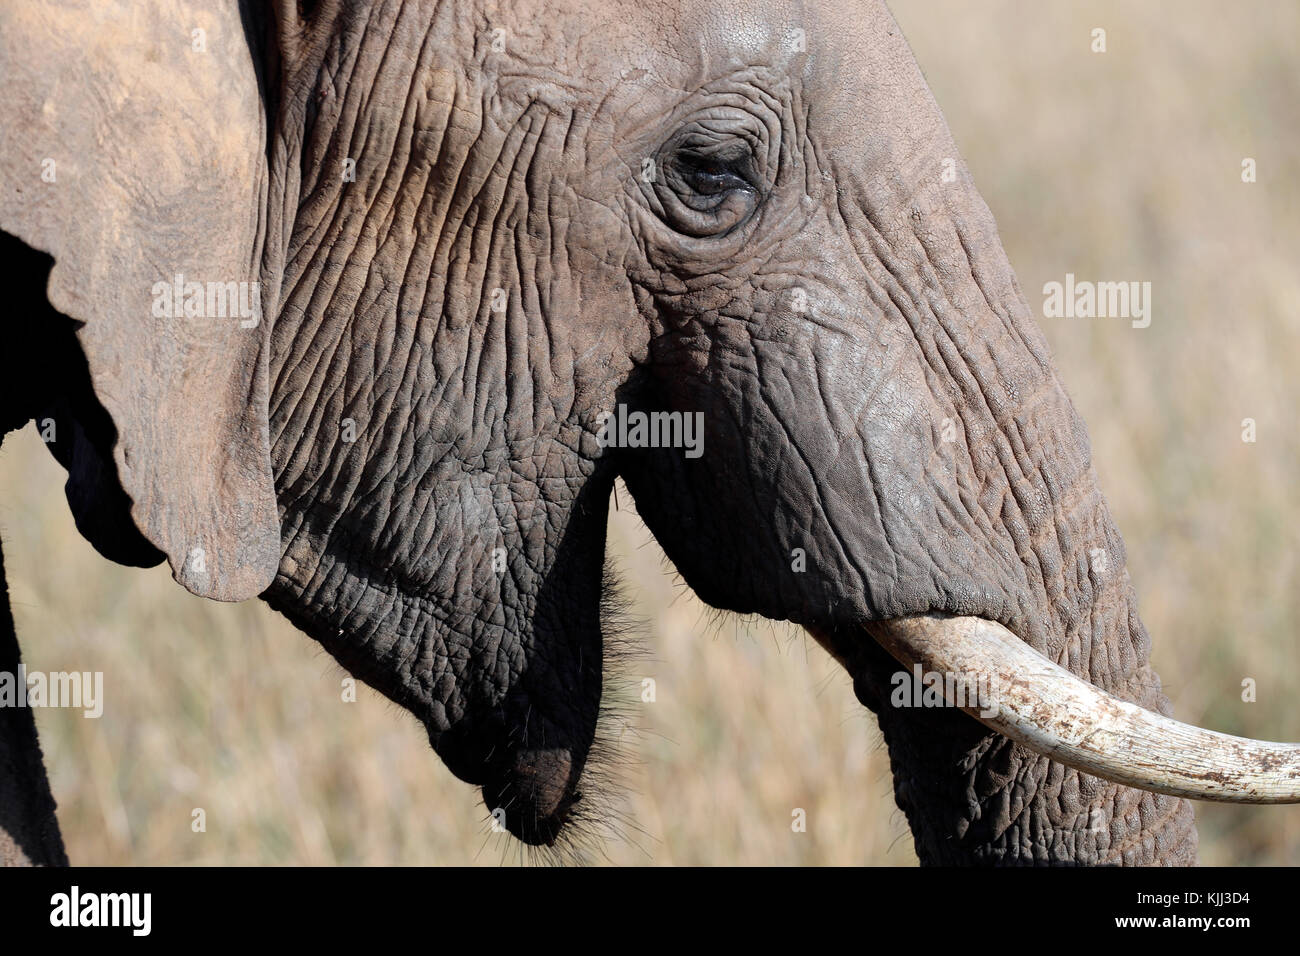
top-left (467, 0), bottom-right (949, 204)
top-left (477, 0), bottom-right (894, 102)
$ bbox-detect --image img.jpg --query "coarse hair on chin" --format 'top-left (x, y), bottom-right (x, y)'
top-left (492, 562), bottom-right (652, 866)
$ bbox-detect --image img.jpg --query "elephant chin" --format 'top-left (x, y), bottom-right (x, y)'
top-left (480, 748), bottom-right (583, 847)
top-left (429, 722), bottom-right (589, 847)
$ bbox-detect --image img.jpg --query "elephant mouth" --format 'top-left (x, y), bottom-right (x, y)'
top-left (850, 614), bottom-right (1300, 804)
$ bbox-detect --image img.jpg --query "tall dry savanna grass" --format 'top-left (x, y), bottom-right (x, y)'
top-left (1, 1), bottom-right (1297, 864)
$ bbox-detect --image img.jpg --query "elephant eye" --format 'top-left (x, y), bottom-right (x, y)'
top-left (674, 152), bottom-right (753, 196)
top-left (652, 140), bottom-right (763, 238)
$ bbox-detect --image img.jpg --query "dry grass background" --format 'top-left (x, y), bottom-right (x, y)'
top-left (1, 0), bottom-right (1298, 865)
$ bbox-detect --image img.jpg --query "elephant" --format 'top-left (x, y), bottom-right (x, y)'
top-left (1, 0), bottom-right (1297, 867)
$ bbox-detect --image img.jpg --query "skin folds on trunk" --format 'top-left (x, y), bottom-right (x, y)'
top-left (820, 195), bottom-right (1199, 864)
top-left (828, 168), bottom-right (1198, 866)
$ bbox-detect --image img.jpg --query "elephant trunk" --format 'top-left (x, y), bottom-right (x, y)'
top-left (818, 477), bottom-right (1205, 864)
top-left (807, 148), bottom-right (1208, 863)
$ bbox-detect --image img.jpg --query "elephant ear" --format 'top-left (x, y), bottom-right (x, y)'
top-left (0, 0), bottom-right (279, 600)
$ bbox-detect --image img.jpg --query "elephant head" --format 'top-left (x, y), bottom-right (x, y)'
top-left (3, 0), bottom-right (1297, 864)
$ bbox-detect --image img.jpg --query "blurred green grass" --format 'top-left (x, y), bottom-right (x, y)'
top-left (1, 0), bottom-right (1297, 864)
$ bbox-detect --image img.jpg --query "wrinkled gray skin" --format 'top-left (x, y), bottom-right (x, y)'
top-left (0, 0), bottom-right (1196, 864)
